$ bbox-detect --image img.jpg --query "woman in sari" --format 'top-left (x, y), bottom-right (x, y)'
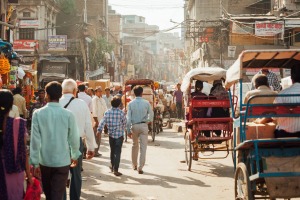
top-left (0, 89), bottom-right (32, 200)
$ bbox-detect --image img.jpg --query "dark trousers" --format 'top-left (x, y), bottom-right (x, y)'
top-left (40, 164), bottom-right (70, 200)
top-left (176, 102), bottom-right (183, 119)
top-left (274, 129), bottom-right (300, 138)
top-left (109, 136), bottom-right (124, 172)
top-left (94, 126), bottom-right (101, 153)
top-left (64, 138), bottom-right (84, 200)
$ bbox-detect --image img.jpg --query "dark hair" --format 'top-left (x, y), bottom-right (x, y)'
top-left (133, 86), bottom-right (143, 96)
top-left (111, 97), bottom-right (121, 108)
top-left (38, 89), bottom-right (45, 94)
top-left (78, 84), bottom-right (86, 92)
top-left (195, 80), bottom-right (203, 92)
top-left (0, 89), bottom-right (14, 136)
top-left (12, 87), bottom-right (22, 95)
top-left (254, 74), bottom-right (269, 88)
top-left (45, 81), bottom-right (62, 101)
top-left (118, 90), bottom-right (123, 95)
top-left (291, 65), bottom-right (300, 83)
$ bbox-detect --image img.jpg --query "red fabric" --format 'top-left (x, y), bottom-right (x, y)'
top-left (24, 177), bottom-right (42, 200)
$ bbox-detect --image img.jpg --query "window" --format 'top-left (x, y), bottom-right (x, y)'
top-left (19, 28), bottom-right (35, 40)
top-left (295, 31), bottom-right (300, 43)
top-left (23, 12), bottom-right (30, 18)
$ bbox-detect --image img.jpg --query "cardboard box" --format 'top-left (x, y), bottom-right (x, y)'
top-left (237, 122), bottom-right (276, 144)
top-left (88, 79), bottom-right (110, 90)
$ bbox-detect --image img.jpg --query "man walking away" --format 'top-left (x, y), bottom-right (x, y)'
top-left (12, 87), bottom-right (28, 118)
top-left (92, 86), bottom-right (108, 157)
top-left (127, 86), bottom-right (153, 174)
top-left (173, 83), bottom-right (184, 119)
top-left (97, 97), bottom-right (126, 176)
top-left (60, 79), bottom-right (97, 200)
top-left (30, 81), bottom-right (80, 200)
top-left (78, 84), bottom-right (93, 113)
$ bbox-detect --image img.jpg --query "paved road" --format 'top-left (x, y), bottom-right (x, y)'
top-left (77, 127), bottom-right (235, 200)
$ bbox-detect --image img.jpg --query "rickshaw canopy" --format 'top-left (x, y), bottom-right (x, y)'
top-left (225, 49), bottom-right (300, 89)
top-left (181, 67), bottom-right (227, 93)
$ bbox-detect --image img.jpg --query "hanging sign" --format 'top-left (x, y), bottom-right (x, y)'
top-left (255, 21), bottom-right (284, 36)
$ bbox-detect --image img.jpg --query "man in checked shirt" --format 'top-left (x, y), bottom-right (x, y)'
top-left (97, 97), bottom-right (126, 176)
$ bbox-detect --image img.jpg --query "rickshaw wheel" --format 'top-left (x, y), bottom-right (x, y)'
top-left (235, 163), bottom-right (254, 200)
top-left (184, 131), bottom-right (192, 171)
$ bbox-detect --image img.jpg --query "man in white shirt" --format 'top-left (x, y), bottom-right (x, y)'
top-left (9, 104), bottom-right (20, 118)
top-left (92, 86), bottom-right (108, 156)
top-left (77, 84), bottom-right (93, 113)
top-left (60, 79), bottom-right (97, 200)
top-left (274, 65), bottom-right (300, 138)
top-left (102, 87), bottom-right (113, 109)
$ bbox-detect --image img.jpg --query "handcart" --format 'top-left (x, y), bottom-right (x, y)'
top-left (225, 50), bottom-right (300, 200)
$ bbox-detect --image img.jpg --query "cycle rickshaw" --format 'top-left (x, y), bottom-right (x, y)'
top-left (182, 67), bottom-right (235, 171)
top-left (225, 50), bottom-right (300, 200)
top-left (124, 79), bottom-right (159, 142)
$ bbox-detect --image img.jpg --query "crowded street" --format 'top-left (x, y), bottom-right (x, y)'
top-left (77, 126), bottom-right (234, 200)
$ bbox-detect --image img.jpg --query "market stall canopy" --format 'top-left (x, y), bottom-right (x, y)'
top-left (181, 67), bottom-right (227, 93)
top-left (39, 56), bottom-right (70, 63)
top-left (225, 49), bottom-right (300, 89)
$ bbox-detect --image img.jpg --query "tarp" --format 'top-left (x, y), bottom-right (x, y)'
top-left (181, 67), bottom-right (227, 93)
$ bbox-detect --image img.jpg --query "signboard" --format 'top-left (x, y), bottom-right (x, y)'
top-left (127, 64), bottom-right (135, 77)
top-left (48, 35), bottom-right (67, 51)
top-left (255, 21), bottom-right (284, 36)
top-left (228, 46), bottom-right (236, 58)
top-left (13, 40), bottom-right (38, 52)
top-left (19, 20), bottom-right (39, 28)
top-left (285, 20), bottom-right (300, 28)
top-left (199, 36), bottom-right (209, 43)
top-left (42, 64), bottom-right (66, 78)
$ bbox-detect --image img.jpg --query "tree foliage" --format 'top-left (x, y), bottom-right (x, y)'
top-left (89, 36), bottom-right (114, 68)
top-left (57, 0), bottom-right (75, 14)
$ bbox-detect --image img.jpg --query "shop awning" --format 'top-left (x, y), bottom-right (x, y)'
top-left (39, 56), bottom-right (70, 63)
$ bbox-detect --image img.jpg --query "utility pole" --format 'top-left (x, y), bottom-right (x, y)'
top-left (83, 0), bottom-right (90, 81)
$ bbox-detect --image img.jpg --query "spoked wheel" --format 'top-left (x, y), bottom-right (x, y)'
top-left (235, 163), bottom-right (254, 200)
top-left (184, 132), bottom-right (192, 171)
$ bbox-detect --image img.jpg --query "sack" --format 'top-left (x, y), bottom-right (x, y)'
top-left (24, 177), bottom-right (42, 200)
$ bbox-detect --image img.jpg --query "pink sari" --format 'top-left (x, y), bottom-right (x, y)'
top-left (1, 117), bottom-right (26, 200)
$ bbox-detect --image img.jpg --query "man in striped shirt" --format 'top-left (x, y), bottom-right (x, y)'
top-left (97, 97), bottom-right (126, 176)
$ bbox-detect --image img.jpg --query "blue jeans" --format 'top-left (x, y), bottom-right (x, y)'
top-left (109, 136), bottom-right (124, 172)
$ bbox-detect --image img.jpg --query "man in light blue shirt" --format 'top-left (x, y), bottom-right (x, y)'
top-left (30, 81), bottom-right (81, 200)
top-left (127, 86), bottom-right (153, 174)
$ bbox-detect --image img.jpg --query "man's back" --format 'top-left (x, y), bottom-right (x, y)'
top-left (30, 102), bottom-right (80, 167)
top-left (78, 92), bottom-right (93, 112)
top-left (244, 85), bottom-right (277, 104)
top-left (274, 83), bottom-right (300, 133)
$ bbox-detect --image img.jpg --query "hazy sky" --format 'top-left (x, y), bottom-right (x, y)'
top-left (109, 0), bottom-right (184, 33)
